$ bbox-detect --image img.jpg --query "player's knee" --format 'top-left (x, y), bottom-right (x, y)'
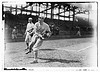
top-left (33, 47), bottom-right (38, 52)
top-left (34, 50), bottom-right (38, 54)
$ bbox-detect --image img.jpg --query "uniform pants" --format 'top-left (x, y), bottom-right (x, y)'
top-left (25, 32), bottom-right (31, 43)
top-left (12, 34), bottom-right (17, 39)
top-left (77, 31), bottom-right (81, 36)
top-left (29, 34), bottom-right (43, 52)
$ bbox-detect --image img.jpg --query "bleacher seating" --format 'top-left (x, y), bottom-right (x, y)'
top-left (4, 12), bottom-right (94, 42)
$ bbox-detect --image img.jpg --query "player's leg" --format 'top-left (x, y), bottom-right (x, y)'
top-left (14, 34), bottom-right (16, 41)
top-left (13, 34), bottom-right (17, 41)
top-left (32, 38), bottom-right (43, 63)
top-left (25, 32), bottom-right (30, 50)
top-left (77, 31), bottom-right (81, 36)
top-left (25, 41), bottom-right (35, 54)
top-left (15, 34), bottom-right (17, 39)
top-left (32, 50), bottom-right (38, 63)
top-left (79, 31), bottom-right (81, 36)
top-left (12, 34), bottom-right (14, 39)
top-left (77, 31), bottom-right (79, 36)
top-left (12, 34), bottom-right (16, 41)
top-left (25, 35), bottom-right (37, 54)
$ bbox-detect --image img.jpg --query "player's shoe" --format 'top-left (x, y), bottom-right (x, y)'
top-left (25, 50), bottom-right (31, 54)
top-left (31, 60), bottom-right (38, 63)
top-left (25, 49), bottom-right (33, 54)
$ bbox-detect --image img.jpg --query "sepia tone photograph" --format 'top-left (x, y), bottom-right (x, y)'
top-left (2, 1), bottom-right (98, 70)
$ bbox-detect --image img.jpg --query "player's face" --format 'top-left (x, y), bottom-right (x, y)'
top-left (38, 17), bottom-right (44, 22)
top-left (28, 19), bottom-right (32, 23)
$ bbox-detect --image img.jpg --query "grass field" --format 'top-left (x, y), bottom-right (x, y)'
top-left (4, 37), bottom-right (97, 67)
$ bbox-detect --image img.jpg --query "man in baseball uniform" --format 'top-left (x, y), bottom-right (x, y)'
top-left (12, 26), bottom-right (17, 40)
top-left (76, 26), bottom-right (81, 36)
top-left (26, 15), bottom-right (51, 63)
top-left (25, 18), bottom-right (35, 50)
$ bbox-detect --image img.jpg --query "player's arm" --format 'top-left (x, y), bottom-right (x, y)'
top-left (25, 24), bottom-right (29, 35)
top-left (46, 25), bottom-right (51, 37)
top-left (43, 24), bottom-right (51, 37)
top-left (29, 27), bottom-right (36, 35)
top-left (29, 23), bottom-right (38, 35)
top-left (34, 23), bottom-right (44, 39)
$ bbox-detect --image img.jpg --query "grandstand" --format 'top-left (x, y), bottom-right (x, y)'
top-left (2, 2), bottom-right (95, 42)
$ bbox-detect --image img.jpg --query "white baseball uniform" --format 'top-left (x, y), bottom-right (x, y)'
top-left (25, 22), bottom-right (35, 43)
top-left (29, 22), bottom-right (51, 51)
top-left (12, 28), bottom-right (17, 39)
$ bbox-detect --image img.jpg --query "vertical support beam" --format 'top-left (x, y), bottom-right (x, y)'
top-left (46, 3), bottom-right (48, 18)
top-left (21, 5), bottom-right (23, 14)
top-left (51, 3), bottom-right (53, 20)
top-left (39, 3), bottom-right (40, 15)
top-left (10, 5), bottom-right (12, 13)
top-left (36, 3), bottom-right (37, 16)
top-left (88, 11), bottom-right (89, 25)
top-left (73, 6), bottom-right (75, 24)
top-left (69, 5), bottom-right (70, 21)
top-left (31, 5), bottom-right (33, 15)
top-left (58, 5), bottom-right (60, 25)
top-left (64, 6), bottom-right (65, 21)
top-left (51, 3), bottom-right (52, 19)
top-left (58, 5), bottom-right (60, 20)
top-left (15, 5), bottom-right (17, 15)
top-left (43, 4), bottom-right (45, 16)
top-left (71, 6), bottom-right (75, 35)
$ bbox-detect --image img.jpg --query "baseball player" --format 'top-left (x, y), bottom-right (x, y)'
top-left (25, 18), bottom-right (35, 50)
top-left (26, 15), bottom-right (51, 63)
top-left (76, 26), bottom-right (81, 36)
top-left (12, 26), bottom-right (17, 40)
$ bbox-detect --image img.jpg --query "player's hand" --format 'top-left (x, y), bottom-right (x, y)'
top-left (47, 33), bottom-right (51, 37)
top-left (42, 33), bottom-right (49, 38)
top-left (24, 32), bottom-right (27, 35)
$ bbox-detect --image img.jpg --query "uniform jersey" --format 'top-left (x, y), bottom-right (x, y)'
top-left (26, 22), bottom-right (35, 32)
top-left (25, 22), bottom-right (35, 42)
top-left (28, 22), bottom-right (51, 52)
top-left (12, 28), bottom-right (17, 34)
top-left (35, 22), bottom-right (50, 35)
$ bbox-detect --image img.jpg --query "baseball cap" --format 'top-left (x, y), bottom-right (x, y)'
top-left (28, 17), bottom-right (32, 20)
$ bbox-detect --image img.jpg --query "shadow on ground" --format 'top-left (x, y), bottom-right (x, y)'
top-left (39, 48), bottom-right (56, 51)
top-left (38, 57), bottom-right (81, 64)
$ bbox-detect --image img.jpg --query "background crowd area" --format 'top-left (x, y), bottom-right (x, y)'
top-left (4, 12), bottom-right (94, 42)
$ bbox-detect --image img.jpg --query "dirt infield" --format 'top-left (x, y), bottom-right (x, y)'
top-left (4, 38), bottom-right (97, 67)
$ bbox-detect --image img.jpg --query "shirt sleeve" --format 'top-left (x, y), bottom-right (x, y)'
top-left (46, 24), bottom-right (51, 32)
top-left (35, 22), bottom-right (39, 31)
top-left (25, 23), bottom-right (29, 32)
top-left (30, 25), bottom-right (36, 34)
top-left (32, 23), bottom-right (35, 28)
top-left (42, 23), bottom-right (51, 34)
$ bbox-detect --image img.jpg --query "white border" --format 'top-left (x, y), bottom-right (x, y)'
top-left (0, 0), bottom-right (100, 72)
